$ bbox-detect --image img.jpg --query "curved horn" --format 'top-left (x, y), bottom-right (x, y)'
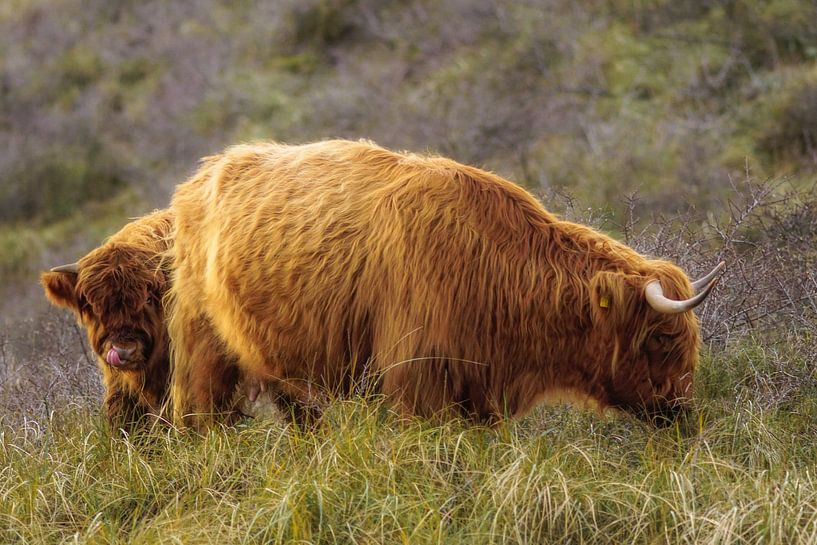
top-left (50, 263), bottom-right (79, 274)
top-left (691, 261), bottom-right (726, 292)
top-left (645, 277), bottom-right (719, 314)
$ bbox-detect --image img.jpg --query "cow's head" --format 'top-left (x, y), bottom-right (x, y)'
top-left (41, 243), bottom-right (168, 374)
top-left (590, 261), bottom-right (724, 425)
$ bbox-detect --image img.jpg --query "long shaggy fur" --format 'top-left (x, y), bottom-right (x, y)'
top-left (42, 209), bottom-right (174, 428)
top-left (168, 140), bottom-right (700, 426)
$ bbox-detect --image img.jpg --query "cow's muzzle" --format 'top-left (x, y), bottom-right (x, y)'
top-left (638, 400), bottom-right (689, 427)
top-left (106, 345), bottom-right (137, 367)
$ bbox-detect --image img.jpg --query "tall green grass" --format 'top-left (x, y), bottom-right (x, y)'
top-left (3, 344), bottom-right (817, 544)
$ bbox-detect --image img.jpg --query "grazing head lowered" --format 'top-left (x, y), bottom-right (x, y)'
top-left (166, 140), bottom-right (723, 428)
top-left (41, 209), bottom-right (173, 428)
top-left (587, 259), bottom-right (723, 423)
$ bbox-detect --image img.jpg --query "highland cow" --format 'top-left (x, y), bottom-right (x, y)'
top-left (42, 209), bottom-right (174, 428)
top-left (168, 140), bottom-right (723, 427)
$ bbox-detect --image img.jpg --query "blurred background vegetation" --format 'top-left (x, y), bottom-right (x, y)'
top-left (1, 0), bottom-right (816, 417)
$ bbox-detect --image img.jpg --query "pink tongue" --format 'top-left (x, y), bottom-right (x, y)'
top-left (106, 348), bottom-right (122, 366)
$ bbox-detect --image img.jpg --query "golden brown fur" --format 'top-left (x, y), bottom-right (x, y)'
top-left (42, 209), bottom-right (174, 428)
top-left (168, 140), bottom-right (700, 426)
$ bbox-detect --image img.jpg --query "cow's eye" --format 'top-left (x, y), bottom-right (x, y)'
top-left (646, 334), bottom-right (671, 352)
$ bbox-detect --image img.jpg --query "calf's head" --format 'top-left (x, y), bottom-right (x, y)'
top-left (41, 243), bottom-right (168, 374)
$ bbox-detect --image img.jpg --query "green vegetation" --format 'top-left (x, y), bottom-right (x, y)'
top-left (0, 191), bottom-right (142, 281)
top-left (2, 1), bottom-right (816, 213)
top-left (3, 342), bottom-right (817, 544)
top-left (0, 143), bottom-right (126, 225)
top-left (1, 0), bottom-right (815, 281)
top-left (1, 2), bottom-right (817, 543)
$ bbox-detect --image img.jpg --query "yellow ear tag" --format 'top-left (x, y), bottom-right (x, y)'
top-left (599, 296), bottom-right (610, 309)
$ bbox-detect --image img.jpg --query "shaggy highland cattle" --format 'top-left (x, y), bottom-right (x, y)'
top-left (168, 140), bottom-right (723, 427)
top-left (42, 209), bottom-right (174, 428)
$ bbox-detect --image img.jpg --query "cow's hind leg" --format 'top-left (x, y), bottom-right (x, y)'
top-left (269, 388), bottom-right (322, 430)
top-left (171, 314), bottom-right (240, 429)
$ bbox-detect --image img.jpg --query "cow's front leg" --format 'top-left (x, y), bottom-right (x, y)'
top-left (104, 388), bottom-right (145, 432)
